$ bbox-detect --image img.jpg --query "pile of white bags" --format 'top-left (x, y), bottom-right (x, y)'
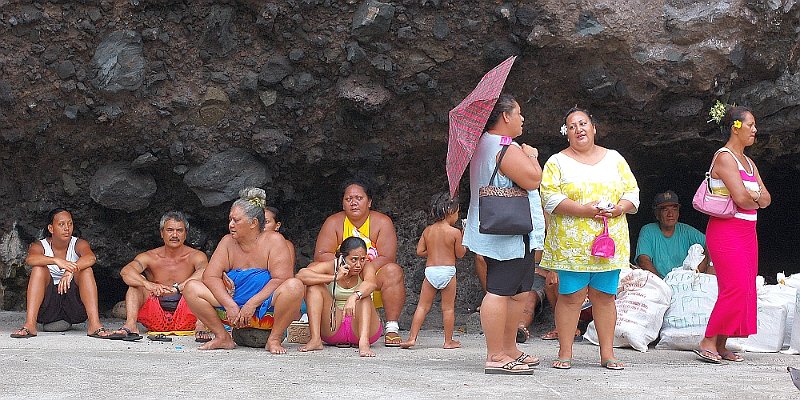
top-left (584, 269), bottom-right (672, 352)
top-left (781, 274), bottom-right (800, 355)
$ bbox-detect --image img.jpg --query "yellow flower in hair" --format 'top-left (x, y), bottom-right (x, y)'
top-left (733, 120), bottom-right (742, 129)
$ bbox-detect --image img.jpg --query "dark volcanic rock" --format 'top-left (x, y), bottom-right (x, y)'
top-left (183, 149), bottom-right (270, 207)
top-left (258, 56), bottom-right (293, 86)
top-left (92, 30), bottom-right (145, 93)
top-left (89, 163), bottom-right (157, 212)
top-left (201, 5), bottom-right (238, 57)
top-left (336, 76), bottom-right (392, 114)
top-left (352, 0), bottom-right (395, 39)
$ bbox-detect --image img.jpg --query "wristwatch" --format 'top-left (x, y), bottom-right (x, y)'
top-left (172, 282), bottom-right (181, 294)
top-left (354, 290), bottom-right (363, 300)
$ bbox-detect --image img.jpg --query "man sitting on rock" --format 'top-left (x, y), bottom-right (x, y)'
top-left (11, 208), bottom-right (115, 339)
top-left (314, 178), bottom-right (406, 347)
top-left (114, 211), bottom-right (208, 341)
top-left (635, 190), bottom-right (713, 278)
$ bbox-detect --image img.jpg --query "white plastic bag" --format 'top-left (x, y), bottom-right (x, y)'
top-left (755, 284), bottom-right (797, 348)
top-left (783, 289), bottom-right (800, 355)
top-left (584, 269), bottom-right (672, 352)
top-left (729, 300), bottom-right (787, 353)
top-left (680, 243), bottom-right (705, 272)
top-left (656, 270), bottom-right (731, 350)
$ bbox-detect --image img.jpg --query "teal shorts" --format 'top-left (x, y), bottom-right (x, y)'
top-left (556, 269), bottom-right (621, 295)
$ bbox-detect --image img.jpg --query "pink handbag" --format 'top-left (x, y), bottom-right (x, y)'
top-left (591, 216), bottom-right (615, 258)
top-left (692, 151), bottom-right (736, 219)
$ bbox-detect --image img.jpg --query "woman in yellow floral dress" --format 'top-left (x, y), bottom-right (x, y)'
top-left (540, 107), bottom-right (639, 370)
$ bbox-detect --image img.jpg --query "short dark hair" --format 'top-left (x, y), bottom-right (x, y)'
top-left (45, 208), bottom-right (71, 237)
top-left (430, 192), bottom-right (459, 222)
top-left (484, 93), bottom-right (517, 131)
top-left (336, 236), bottom-right (367, 258)
top-left (340, 177), bottom-right (373, 200)
top-left (563, 106), bottom-right (595, 125)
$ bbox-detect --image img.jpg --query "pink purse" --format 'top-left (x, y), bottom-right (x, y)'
top-left (591, 216), bottom-right (615, 258)
top-left (692, 150), bottom-right (736, 219)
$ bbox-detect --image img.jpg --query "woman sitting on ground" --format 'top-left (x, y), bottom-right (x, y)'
top-left (296, 236), bottom-right (381, 357)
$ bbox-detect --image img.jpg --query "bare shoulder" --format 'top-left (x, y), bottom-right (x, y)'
top-left (370, 210), bottom-right (395, 227)
top-left (323, 211), bottom-right (346, 227)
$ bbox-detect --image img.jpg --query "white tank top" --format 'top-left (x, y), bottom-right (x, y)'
top-left (40, 236), bottom-right (79, 284)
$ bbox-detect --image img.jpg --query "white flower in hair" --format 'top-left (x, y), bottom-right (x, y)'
top-left (560, 124), bottom-right (567, 136)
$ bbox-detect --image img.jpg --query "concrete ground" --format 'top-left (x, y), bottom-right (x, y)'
top-left (1, 311), bottom-right (798, 400)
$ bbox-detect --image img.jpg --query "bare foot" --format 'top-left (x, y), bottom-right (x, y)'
top-left (359, 343), bottom-right (375, 357)
top-left (443, 340), bottom-right (461, 349)
top-left (298, 339), bottom-right (324, 352)
top-left (198, 335), bottom-right (236, 350)
top-left (266, 338), bottom-right (287, 354)
top-left (399, 338), bottom-right (416, 349)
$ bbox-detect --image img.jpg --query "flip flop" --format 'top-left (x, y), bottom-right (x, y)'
top-left (384, 332), bottom-right (401, 347)
top-left (10, 327), bottom-right (36, 339)
top-left (540, 329), bottom-right (558, 340)
top-left (148, 333), bottom-right (173, 342)
top-left (484, 361), bottom-right (533, 375)
top-left (719, 351), bottom-right (744, 362)
top-left (693, 349), bottom-right (722, 364)
top-left (194, 330), bottom-right (212, 343)
top-left (552, 358), bottom-right (572, 370)
top-left (88, 327), bottom-right (122, 339)
top-left (601, 359), bottom-right (625, 370)
top-left (515, 352), bottom-right (540, 367)
top-left (110, 327), bottom-right (143, 341)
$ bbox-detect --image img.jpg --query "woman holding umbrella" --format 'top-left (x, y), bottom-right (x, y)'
top-left (463, 93), bottom-right (543, 375)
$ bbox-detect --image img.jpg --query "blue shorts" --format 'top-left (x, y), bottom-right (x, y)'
top-left (556, 269), bottom-right (621, 295)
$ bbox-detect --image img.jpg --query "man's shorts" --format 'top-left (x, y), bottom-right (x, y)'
top-left (138, 294), bottom-right (198, 332)
top-left (557, 269), bottom-right (621, 295)
top-left (38, 282), bottom-right (87, 324)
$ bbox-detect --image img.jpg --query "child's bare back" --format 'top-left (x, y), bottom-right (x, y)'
top-left (418, 221), bottom-right (466, 266)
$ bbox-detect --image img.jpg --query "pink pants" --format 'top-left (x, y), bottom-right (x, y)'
top-left (321, 315), bottom-right (382, 345)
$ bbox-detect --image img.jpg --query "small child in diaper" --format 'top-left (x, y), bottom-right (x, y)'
top-left (400, 192), bottom-right (466, 349)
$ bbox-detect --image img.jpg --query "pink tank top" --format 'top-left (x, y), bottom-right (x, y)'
top-left (708, 147), bottom-right (759, 221)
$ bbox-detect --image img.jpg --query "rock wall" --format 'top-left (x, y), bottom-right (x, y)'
top-left (1, 0), bottom-right (799, 326)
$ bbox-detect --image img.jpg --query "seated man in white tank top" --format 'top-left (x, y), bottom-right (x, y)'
top-left (10, 208), bottom-right (115, 339)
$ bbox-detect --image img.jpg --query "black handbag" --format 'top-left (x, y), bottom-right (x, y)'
top-left (478, 144), bottom-right (533, 235)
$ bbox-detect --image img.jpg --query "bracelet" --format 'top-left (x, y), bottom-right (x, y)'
top-left (754, 191), bottom-right (762, 202)
top-left (354, 290), bottom-right (363, 300)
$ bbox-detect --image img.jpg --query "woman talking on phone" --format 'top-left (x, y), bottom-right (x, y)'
top-left (296, 236), bottom-right (382, 357)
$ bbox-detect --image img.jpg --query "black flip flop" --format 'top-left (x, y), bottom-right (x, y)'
top-left (148, 334), bottom-right (173, 342)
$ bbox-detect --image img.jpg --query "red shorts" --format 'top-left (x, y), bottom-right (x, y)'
top-left (137, 295), bottom-right (197, 332)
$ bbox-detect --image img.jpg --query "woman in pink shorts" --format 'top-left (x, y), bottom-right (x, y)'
top-left (296, 236), bottom-right (382, 357)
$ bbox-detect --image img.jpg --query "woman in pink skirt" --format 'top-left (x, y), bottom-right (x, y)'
top-left (696, 105), bottom-right (771, 363)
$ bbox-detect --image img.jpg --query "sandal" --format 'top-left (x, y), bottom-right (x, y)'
top-left (148, 333), bottom-right (173, 342)
top-left (484, 361), bottom-right (533, 375)
top-left (384, 332), bottom-right (402, 347)
top-left (88, 327), bottom-right (121, 339)
top-left (693, 349), bottom-right (722, 364)
top-left (540, 329), bottom-right (558, 340)
top-left (194, 330), bottom-right (212, 343)
top-left (719, 351), bottom-right (744, 362)
top-left (552, 358), bottom-right (572, 369)
top-left (10, 327), bottom-right (36, 339)
top-left (515, 352), bottom-right (540, 367)
top-left (516, 326), bottom-right (530, 343)
top-left (110, 326), bottom-right (143, 341)
top-left (601, 359), bottom-right (625, 370)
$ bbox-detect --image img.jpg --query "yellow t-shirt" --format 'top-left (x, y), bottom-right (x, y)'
top-left (539, 150), bottom-right (640, 272)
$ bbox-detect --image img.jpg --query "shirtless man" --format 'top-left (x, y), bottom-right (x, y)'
top-left (183, 188), bottom-right (304, 353)
top-left (314, 178), bottom-right (406, 346)
top-left (115, 211), bottom-right (208, 341)
top-left (11, 208), bottom-right (114, 339)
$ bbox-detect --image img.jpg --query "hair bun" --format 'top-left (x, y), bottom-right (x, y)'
top-left (239, 187), bottom-right (266, 208)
